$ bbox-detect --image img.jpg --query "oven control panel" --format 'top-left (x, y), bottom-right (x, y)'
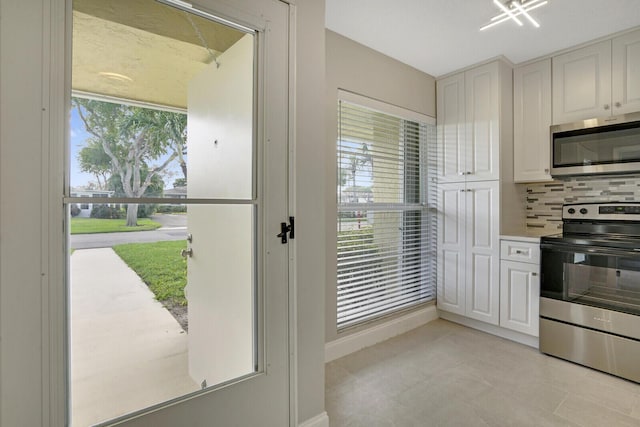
top-left (563, 202), bottom-right (640, 221)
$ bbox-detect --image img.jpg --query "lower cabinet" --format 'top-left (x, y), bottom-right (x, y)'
top-left (437, 181), bottom-right (500, 325)
top-left (499, 240), bottom-right (540, 337)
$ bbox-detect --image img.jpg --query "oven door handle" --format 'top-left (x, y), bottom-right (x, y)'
top-left (541, 243), bottom-right (640, 257)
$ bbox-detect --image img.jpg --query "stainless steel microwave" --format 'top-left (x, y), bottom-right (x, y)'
top-left (551, 112), bottom-right (640, 177)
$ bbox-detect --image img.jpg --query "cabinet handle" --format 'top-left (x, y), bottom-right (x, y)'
top-left (460, 189), bottom-right (466, 192)
top-left (531, 272), bottom-right (538, 276)
top-left (459, 172), bottom-right (465, 176)
top-left (615, 102), bottom-right (622, 108)
top-left (604, 104), bottom-right (610, 110)
top-left (466, 171), bottom-right (472, 175)
top-left (544, 168), bottom-right (549, 173)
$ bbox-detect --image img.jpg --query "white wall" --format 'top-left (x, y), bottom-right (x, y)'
top-left (0, 0), bottom-right (327, 426)
top-left (325, 30), bottom-right (436, 343)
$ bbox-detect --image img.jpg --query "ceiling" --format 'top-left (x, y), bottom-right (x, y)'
top-left (73, 0), bottom-right (245, 109)
top-left (325, 0), bottom-right (640, 77)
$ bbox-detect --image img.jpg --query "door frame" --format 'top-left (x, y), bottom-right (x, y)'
top-left (43, 0), bottom-right (298, 425)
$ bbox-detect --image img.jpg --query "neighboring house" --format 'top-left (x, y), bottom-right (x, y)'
top-left (339, 185), bottom-right (372, 204)
top-left (163, 186), bottom-right (187, 200)
top-left (69, 188), bottom-right (115, 217)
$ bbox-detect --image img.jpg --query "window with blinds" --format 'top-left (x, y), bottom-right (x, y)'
top-left (337, 92), bottom-right (437, 329)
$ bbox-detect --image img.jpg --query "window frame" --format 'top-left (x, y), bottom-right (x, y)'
top-left (336, 90), bottom-right (437, 330)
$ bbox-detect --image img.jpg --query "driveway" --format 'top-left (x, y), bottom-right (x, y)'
top-left (70, 214), bottom-right (187, 249)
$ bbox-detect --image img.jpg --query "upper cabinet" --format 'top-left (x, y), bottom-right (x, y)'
top-left (437, 61), bottom-right (509, 183)
top-left (514, 59), bottom-right (552, 182)
top-left (552, 40), bottom-right (612, 124)
top-left (552, 28), bottom-right (640, 124)
top-left (437, 73), bottom-right (466, 182)
top-left (612, 29), bottom-right (640, 115)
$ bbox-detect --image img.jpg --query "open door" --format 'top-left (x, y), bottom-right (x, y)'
top-left (185, 33), bottom-right (255, 387)
top-left (67, 0), bottom-right (291, 425)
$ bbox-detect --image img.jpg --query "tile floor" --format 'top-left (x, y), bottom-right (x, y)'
top-left (325, 319), bottom-right (640, 426)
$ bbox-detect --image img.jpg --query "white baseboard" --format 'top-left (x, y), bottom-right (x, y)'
top-left (438, 310), bottom-right (539, 348)
top-left (325, 305), bottom-right (438, 362)
top-left (299, 411), bottom-right (329, 427)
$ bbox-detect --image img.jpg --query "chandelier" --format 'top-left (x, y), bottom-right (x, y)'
top-left (480, 0), bottom-right (549, 31)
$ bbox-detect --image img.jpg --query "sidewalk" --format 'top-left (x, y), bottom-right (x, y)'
top-left (71, 248), bottom-right (198, 426)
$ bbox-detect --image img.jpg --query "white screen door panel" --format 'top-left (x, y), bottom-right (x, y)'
top-left (112, 1), bottom-right (290, 425)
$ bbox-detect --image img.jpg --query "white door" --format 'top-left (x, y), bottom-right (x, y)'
top-left (465, 180), bottom-right (499, 325)
top-left (552, 40), bottom-right (612, 124)
top-left (513, 59), bottom-right (552, 183)
top-left (437, 182), bottom-right (466, 315)
top-left (500, 260), bottom-right (540, 336)
top-left (465, 62), bottom-right (500, 182)
top-left (186, 33), bottom-right (255, 388)
top-left (437, 73), bottom-right (466, 183)
top-left (612, 28), bottom-right (640, 115)
top-left (115, 1), bottom-right (291, 425)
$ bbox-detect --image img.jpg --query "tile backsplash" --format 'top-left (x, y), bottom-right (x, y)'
top-left (525, 174), bottom-right (640, 235)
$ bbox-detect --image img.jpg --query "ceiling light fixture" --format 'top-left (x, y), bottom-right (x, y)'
top-left (98, 72), bottom-right (133, 83)
top-left (480, 0), bottom-right (548, 31)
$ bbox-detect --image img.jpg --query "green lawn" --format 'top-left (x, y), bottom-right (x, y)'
top-left (113, 240), bottom-right (187, 306)
top-left (70, 218), bottom-right (161, 234)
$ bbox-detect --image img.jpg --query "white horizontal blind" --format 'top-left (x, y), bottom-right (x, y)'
top-left (337, 95), bottom-right (436, 329)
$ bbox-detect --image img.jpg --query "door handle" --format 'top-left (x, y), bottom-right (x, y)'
top-left (187, 233), bottom-right (193, 243)
top-left (277, 217), bottom-right (295, 244)
top-left (181, 248), bottom-right (193, 258)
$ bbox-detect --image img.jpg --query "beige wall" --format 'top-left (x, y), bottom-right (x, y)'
top-left (295, 0), bottom-right (327, 423)
top-left (325, 30), bottom-right (436, 343)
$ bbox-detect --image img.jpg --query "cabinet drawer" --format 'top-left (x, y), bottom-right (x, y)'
top-left (500, 240), bottom-right (540, 264)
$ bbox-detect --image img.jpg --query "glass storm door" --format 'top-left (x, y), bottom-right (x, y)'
top-left (67, 0), bottom-right (290, 425)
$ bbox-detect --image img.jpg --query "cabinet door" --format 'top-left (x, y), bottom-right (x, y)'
top-left (465, 62), bottom-right (500, 181)
top-left (552, 40), bottom-right (612, 124)
top-left (514, 59), bottom-right (552, 182)
top-left (465, 181), bottom-right (500, 325)
top-left (437, 73), bottom-right (466, 183)
top-left (437, 183), bottom-right (466, 315)
top-left (500, 260), bottom-right (540, 336)
top-left (612, 29), bottom-right (640, 115)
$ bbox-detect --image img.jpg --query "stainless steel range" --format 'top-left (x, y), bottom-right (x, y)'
top-left (540, 202), bottom-right (640, 383)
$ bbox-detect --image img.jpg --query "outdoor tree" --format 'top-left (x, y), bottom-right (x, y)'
top-left (77, 139), bottom-right (113, 190)
top-left (173, 177), bottom-right (187, 188)
top-left (347, 143), bottom-right (372, 190)
top-left (74, 98), bottom-right (187, 226)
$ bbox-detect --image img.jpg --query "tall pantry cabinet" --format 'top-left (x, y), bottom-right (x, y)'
top-left (436, 59), bottom-right (522, 326)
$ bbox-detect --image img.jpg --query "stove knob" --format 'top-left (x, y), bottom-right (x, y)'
top-left (567, 208), bottom-right (575, 214)
top-left (580, 208), bottom-right (588, 214)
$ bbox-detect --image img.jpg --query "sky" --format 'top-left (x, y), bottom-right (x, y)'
top-left (69, 105), bottom-right (184, 189)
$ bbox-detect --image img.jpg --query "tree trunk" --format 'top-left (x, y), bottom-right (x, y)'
top-left (126, 203), bottom-right (138, 227)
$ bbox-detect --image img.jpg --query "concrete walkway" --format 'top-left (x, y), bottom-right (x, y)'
top-left (71, 248), bottom-right (198, 426)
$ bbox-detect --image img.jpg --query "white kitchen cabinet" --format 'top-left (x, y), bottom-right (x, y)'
top-left (437, 61), bottom-right (507, 183)
top-left (612, 29), bottom-right (640, 115)
top-left (437, 73), bottom-right (466, 183)
top-left (438, 181), bottom-right (500, 325)
top-left (513, 59), bottom-right (552, 183)
top-left (552, 40), bottom-right (612, 124)
top-left (437, 183), bottom-right (466, 316)
top-left (552, 28), bottom-right (640, 124)
top-left (499, 240), bottom-right (540, 337)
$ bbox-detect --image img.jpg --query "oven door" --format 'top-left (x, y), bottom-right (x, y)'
top-left (540, 242), bottom-right (640, 316)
